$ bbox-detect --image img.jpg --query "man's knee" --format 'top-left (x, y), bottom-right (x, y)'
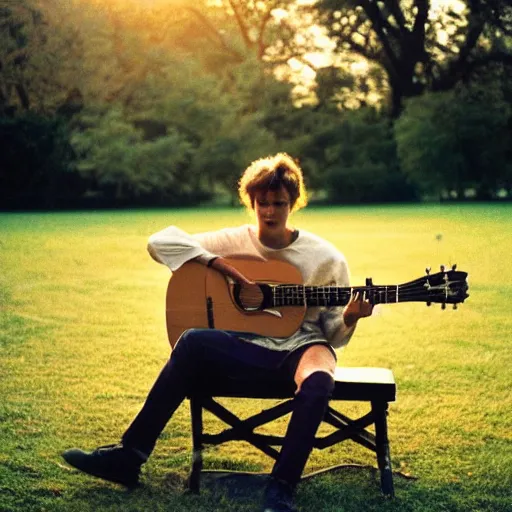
top-left (297, 371), bottom-right (335, 400)
top-left (293, 344), bottom-right (336, 390)
top-left (172, 328), bottom-right (205, 360)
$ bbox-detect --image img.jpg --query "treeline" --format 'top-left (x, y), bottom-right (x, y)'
top-left (1, 0), bottom-right (511, 210)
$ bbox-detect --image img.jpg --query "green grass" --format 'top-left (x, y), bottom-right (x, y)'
top-left (1, 204), bottom-right (511, 511)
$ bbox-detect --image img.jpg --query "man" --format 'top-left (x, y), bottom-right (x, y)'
top-left (63, 153), bottom-right (373, 512)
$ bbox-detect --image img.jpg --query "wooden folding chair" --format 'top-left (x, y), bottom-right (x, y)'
top-left (188, 366), bottom-right (396, 497)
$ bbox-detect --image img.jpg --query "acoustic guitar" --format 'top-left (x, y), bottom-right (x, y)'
top-left (166, 258), bottom-right (469, 347)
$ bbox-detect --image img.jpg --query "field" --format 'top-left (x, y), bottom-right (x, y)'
top-left (0, 204), bottom-right (511, 512)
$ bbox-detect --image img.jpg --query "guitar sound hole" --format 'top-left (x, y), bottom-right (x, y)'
top-left (238, 284), bottom-right (265, 310)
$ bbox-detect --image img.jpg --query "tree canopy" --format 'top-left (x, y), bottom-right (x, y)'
top-left (1, 0), bottom-right (511, 209)
top-left (314, 0), bottom-right (512, 116)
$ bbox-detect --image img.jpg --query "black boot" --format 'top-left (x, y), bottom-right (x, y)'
top-left (62, 444), bottom-right (144, 487)
top-left (272, 371), bottom-right (334, 485)
top-left (262, 477), bottom-right (298, 512)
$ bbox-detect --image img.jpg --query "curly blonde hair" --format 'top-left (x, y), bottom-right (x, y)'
top-left (238, 153), bottom-right (308, 212)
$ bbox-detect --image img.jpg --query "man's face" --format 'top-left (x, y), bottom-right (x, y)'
top-left (254, 186), bottom-right (291, 235)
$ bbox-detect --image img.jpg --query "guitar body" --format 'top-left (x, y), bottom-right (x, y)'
top-left (166, 258), bottom-right (306, 348)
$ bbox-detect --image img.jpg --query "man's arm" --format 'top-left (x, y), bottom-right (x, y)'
top-left (148, 225), bottom-right (254, 285)
top-left (147, 226), bottom-right (218, 270)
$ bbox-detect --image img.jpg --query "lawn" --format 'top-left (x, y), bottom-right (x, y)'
top-left (0, 204), bottom-right (511, 511)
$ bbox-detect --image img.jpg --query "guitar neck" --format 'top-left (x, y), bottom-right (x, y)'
top-left (231, 263), bottom-right (468, 312)
top-left (272, 284), bottom-right (403, 307)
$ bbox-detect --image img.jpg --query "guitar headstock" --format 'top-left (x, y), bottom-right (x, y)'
top-left (401, 265), bottom-right (469, 309)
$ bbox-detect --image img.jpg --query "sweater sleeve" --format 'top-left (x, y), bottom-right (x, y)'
top-left (147, 226), bottom-right (219, 271)
top-left (319, 256), bottom-right (356, 349)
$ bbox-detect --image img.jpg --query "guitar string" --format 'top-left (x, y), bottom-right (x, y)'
top-left (275, 285), bottom-right (462, 296)
top-left (281, 284), bottom-right (463, 298)
top-left (303, 287), bottom-right (461, 296)
top-left (276, 281), bottom-right (458, 291)
top-left (239, 288), bottom-right (463, 307)
top-left (238, 277), bottom-right (466, 307)
top-left (276, 283), bottom-right (463, 295)
top-left (275, 282), bottom-right (459, 292)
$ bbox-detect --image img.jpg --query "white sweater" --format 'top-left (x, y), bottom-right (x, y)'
top-left (148, 224), bottom-right (356, 352)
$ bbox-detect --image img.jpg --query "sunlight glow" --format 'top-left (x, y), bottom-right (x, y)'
top-left (272, 8), bottom-right (288, 22)
top-left (430, 0), bottom-right (466, 16)
top-left (288, 58), bottom-right (316, 81)
top-left (350, 60), bottom-right (369, 75)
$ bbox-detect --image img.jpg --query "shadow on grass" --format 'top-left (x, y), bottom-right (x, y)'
top-left (61, 467), bottom-right (414, 512)
top-left (33, 464), bottom-right (510, 512)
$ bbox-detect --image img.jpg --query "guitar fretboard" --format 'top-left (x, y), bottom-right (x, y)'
top-left (272, 285), bottom-right (399, 307)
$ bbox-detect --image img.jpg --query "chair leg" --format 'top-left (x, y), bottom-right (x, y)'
top-left (372, 401), bottom-right (395, 498)
top-left (188, 397), bottom-right (203, 493)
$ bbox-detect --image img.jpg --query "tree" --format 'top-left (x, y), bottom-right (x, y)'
top-left (395, 82), bottom-right (511, 199)
top-left (1, 0), bottom-right (297, 207)
top-left (314, 0), bottom-right (512, 116)
top-left (0, 1), bottom-right (85, 209)
top-left (171, 0), bottom-right (320, 67)
top-left (71, 107), bottom-right (198, 206)
top-left (54, 0), bottom-right (320, 108)
top-left (0, 113), bottom-right (79, 209)
top-left (70, 57), bottom-right (280, 206)
top-left (300, 106), bottom-right (416, 202)
top-left (0, 0), bottom-right (84, 115)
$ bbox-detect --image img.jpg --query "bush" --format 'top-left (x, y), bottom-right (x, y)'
top-left (395, 86), bottom-right (512, 200)
top-left (310, 108), bottom-right (417, 203)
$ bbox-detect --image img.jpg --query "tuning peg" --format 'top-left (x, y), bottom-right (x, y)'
top-left (453, 304), bottom-right (458, 310)
top-left (440, 265), bottom-right (445, 272)
top-left (441, 303), bottom-right (446, 310)
top-left (426, 301), bottom-right (431, 307)
top-left (452, 264), bottom-right (457, 271)
top-left (425, 267), bottom-right (431, 275)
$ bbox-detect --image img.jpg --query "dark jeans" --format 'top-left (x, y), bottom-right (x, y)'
top-left (122, 328), bottom-right (333, 486)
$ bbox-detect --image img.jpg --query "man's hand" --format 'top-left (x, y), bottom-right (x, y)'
top-left (343, 291), bottom-right (374, 328)
top-left (209, 257), bottom-right (255, 286)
